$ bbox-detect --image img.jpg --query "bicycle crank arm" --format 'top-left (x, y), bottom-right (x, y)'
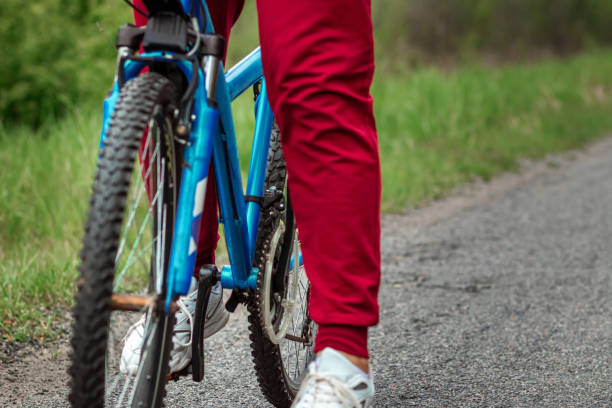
top-left (191, 265), bottom-right (220, 382)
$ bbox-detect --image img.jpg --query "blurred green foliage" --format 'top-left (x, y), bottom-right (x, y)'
top-left (0, 0), bottom-right (129, 127)
top-left (1, 0), bottom-right (611, 126)
top-left (374, 0), bottom-right (612, 65)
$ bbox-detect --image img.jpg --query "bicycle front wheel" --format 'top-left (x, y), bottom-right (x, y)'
top-left (69, 73), bottom-right (182, 408)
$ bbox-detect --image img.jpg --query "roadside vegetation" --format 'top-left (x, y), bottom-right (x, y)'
top-left (376, 52), bottom-right (612, 209)
top-left (1, 0), bottom-right (612, 341)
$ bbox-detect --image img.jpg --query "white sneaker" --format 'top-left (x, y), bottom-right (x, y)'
top-left (292, 348), bottom-right (374, 408)
top-left (120, 277), bottom-right (229, 375)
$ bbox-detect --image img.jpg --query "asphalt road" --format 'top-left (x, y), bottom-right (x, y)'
top-left (4, 140), bottom-right (611, 407)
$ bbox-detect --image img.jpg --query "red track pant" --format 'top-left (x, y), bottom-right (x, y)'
top-left (133, 0), bottom-right (380, 358)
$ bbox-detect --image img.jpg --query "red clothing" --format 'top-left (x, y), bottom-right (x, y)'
top-left (133, 0), bottom-right (380, 358)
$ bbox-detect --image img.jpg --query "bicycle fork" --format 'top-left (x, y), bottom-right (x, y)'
top-left (166, 52), bottom-right (223, 383)
top-left (165, 47), bottom-right (225, 291)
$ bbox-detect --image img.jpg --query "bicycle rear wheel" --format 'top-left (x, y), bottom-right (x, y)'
top-left (248, 125), bottom-right (316, 407)
top-left (69, 73), bottom-right (182, 408)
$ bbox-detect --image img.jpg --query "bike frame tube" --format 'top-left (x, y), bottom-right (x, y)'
top-left (97, 1), bottom-right (272, 312)
top-left (210, 62), bottom-right (253, 290)
top-left (180, 0), bottom-right (214, 33)
top-left (226, 47), bottom-right (263, 101)
top-left (99, 54), bottom-right (263, 148)
top-left (111, 55), bottom-right (220, 309)
top-left (245, 78), bottom-right (274, 260)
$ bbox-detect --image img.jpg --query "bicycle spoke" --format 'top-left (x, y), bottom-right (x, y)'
top-left (116, 140), bottom-right (160, 263)
top-left (278, 248), bottom-right (311, 381)
top-left (155, 204), bottom-right (167, 294)
top-left (114, 179), bottom-right (163, 291)
top-left (154, 155), bottom-right (167, 294)
top-left (117, 239), bottom-right (156, 281)
top-left (125, 131), bottom-right (152, 215)
top-left (114, 117), bottom-right (170, 405)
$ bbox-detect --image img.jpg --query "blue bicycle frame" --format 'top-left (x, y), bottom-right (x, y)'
top-left (99, 0), bottom-right (275, 312)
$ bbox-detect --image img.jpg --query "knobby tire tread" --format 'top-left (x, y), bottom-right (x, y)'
top-left (247, 125), bottom-right (297, 408)
top-left (69, 73), bottom-right (177, 408)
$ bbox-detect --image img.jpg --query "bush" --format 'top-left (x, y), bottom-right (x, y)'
top-left (0, 0), bottom-right (129, 127)
top-left (2, 0), bottom-right (611, 127)
top-left (373, 0), bottom-right (612, 64)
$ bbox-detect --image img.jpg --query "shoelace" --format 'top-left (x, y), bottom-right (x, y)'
top-left (294, 367), bottom-right (362, 408)
top-left (122, 289), bottom-right (197, 349)
top-left (173, 290), bottom-right (198, 348)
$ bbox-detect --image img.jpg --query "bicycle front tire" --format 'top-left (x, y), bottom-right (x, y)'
top-left (69, 72), bottom-right (182, 408)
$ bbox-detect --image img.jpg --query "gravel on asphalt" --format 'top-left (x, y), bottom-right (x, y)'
top-left (2, 139), bottom-right (611, 407)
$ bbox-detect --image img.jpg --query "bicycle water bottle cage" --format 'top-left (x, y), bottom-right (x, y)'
top-left (143, 12), bottom-right (188, 53)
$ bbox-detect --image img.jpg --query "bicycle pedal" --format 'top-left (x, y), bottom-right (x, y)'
top-left (191, 265), bottom-right (219, 382)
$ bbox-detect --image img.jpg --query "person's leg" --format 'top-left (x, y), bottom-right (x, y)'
top-left (256, 0), bottom-right (381, 364)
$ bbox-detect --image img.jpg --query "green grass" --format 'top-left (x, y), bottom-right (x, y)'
top-left (0, 91), bottom-right (255, 342)
top-left (375, 51), bottom-right (612, 210)
top-left (0, 112), bottom-right (99, 341)
top-left (1, 50), bottom-right (612, 342)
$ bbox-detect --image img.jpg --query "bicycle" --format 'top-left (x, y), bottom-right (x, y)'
top-left (69, 0), bottom-right (314, 406)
